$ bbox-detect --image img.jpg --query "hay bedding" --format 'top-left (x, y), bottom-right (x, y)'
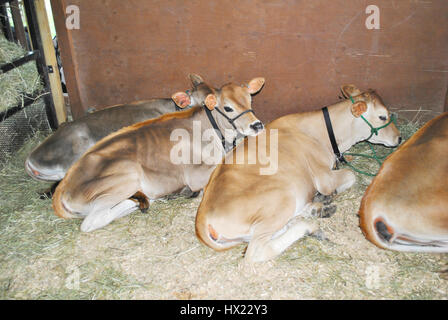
top-left (0, 117), bottom-right (447, 300)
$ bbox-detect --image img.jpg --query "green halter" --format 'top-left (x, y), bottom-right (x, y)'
top-left (349, 96), bottom-right (397, 141)
top-left (342, 96), bottom-right (399, 177)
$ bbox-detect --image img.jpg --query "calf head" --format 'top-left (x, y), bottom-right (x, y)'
top-left (25, 122), bottom-right (94, 181)
top-left (342, 84), bottom-right (401, 147)
top-left (173, 75), bottom-right (265, 137)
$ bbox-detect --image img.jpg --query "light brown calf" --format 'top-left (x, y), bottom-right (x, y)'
top-left (53, 75), bottom-right (265, 232)
top-left (196, 85), bottom-right (401, 263)
top-left (360, 112), bottom-right (448, 252)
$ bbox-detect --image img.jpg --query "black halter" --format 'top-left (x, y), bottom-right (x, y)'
top-left (204, 106), bottom-right (255, 153)
top-left (322, 106), bottom-right (346, 164)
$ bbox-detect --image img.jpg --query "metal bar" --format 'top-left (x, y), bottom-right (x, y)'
top-left (23, 0), bottom-right (58, 129)
top-left (10, 0), bottom-right (29, 50)
top-left (0, 50), bottom-right (37, 73)
top-left (0, 90), bottom-right (50, 122)
top-left (0, 2), bottom-right (14, 41)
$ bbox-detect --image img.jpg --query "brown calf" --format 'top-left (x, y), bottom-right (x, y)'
top-left (360, 112), bottom-right (448, 252)
top-left (196, 85), bottom-right (401, 263)
top-left (53, 75), bottom-right (265, 232)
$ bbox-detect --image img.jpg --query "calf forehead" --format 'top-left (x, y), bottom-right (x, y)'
top-left (220, 84), bottom-right (250, 107)
top-left (369, 92), bottom-right (388, 110)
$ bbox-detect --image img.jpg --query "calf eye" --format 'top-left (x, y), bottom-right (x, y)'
top-left (224, 106), bottom-right (233, 112)
top-left (379, 115), bottom-right (387, 121)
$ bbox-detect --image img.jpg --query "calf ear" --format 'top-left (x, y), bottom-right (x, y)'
top-left (245, 77), bottom-right (265, 95)
top-left (189, 74), bottom-right (204, 86)
top-left (351, 101), bottom-right (368, 118)
top-left (204, 94), bottom-right (217, 110)
top-left (341, 84), bottom-right (362, 98)
top-left (172, 92), bottom-right (191, 108)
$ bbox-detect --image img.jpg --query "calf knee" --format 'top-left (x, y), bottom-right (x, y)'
top-left (336, 170), bottom-right (356, 194)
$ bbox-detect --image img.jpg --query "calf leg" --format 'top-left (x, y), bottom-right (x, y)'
top-left (244, 199), bottom-right (319, 263)
top-left (78, 177), bottom-right (142, 231)
top-left (81, 199), bottom-right (139, 232)
top-left (245, 218), bottom-right (318, 263)
top-left (333, 169), bottom-right (356, 194)
top-left (302, 201), bottom-right (337, 219)
top-left (315, 168), bottom-right (356, 195)
top-left (39, 181), bottom-right (60, 199)
top-left (63, 169), bottom-right (143, 231)
top-left (313, 191), bottom-right (334, 205)
top-left (130, 191), bottom-right (150, 213)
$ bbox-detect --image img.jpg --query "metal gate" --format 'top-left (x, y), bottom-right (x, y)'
top-left (0, 0), bottom-right (58, 163)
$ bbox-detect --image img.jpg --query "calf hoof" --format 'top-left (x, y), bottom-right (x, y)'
top-left (311, 204), bottom-right (337, 218)
top-left (179, 186), bottom-right (201, 199)
top-left (309, 229), bottom-right (329, 241)
top-left (39, 190), bottom-right (53, 200)
top-left (439, 267), bottom-right (448, 280)
top-left (187, 191), bottom-right (201, 199)
top-left (140, 207), bottom-right (149, 214)
top-left (38, 181), bottom-right (60, 200)
top-left (321, 205), bottom-right (337, 218)
top-left (130, 192), bottom-right (150, 213)
top-left (313, 192), bottom-right (334, 205)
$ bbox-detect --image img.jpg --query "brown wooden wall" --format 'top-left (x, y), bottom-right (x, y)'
top-left (51, 0), bottom-right (448, 122)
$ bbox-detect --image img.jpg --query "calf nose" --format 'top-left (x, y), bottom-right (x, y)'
top-left (250, 121), bottom-right (264, 132)
top-left (398, 136), bottom-right (402, 144)
top-left (25, 159), bottom-right (40, 177)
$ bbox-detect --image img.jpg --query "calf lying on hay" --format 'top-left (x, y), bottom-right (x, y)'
top-left (0, 112), bottom-right (446, 299)
top-left (195, 85), bottom-right (401, 264)
top-left (360, 112), bottom-right (448, 252)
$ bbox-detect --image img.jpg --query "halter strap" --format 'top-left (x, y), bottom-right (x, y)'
top-left (322, 106), bottom-right (346, 164)
top-left (213, 107), bottom-right (255, 130)
top-left (323, 95), bottom-right (397, 164)
top-left (349, 95), bottom-right (396, 140)
top-left (360, 113), bottom-right (397, 141)
top-left (205, 106), bottom-right (255, 153)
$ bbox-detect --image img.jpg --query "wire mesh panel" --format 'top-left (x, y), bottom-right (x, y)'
top-left (0, 99), bottom-right (51, 163)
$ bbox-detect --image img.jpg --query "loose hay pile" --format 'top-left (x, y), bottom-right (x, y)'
top-left (0, 35), bottom-right (43, 112)
top-left (0, 117), bottom-right (446, 300)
